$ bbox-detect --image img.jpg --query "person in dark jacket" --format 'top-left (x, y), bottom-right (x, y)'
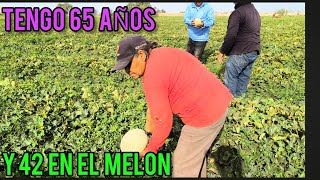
top-left (218, 0), bottom-right (261, 97)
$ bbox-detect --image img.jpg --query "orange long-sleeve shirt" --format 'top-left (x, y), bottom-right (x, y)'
top-left (142, 47), bottom-right (233, 153)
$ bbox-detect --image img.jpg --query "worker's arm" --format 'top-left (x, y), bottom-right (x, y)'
top-left (145, 106), bottom-right (154, 134)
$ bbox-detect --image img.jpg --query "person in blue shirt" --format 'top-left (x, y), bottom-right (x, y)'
top-left (184, 2), bottom-right (215, 62)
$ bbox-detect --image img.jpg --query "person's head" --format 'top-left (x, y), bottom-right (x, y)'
top-left (111, 36), bottom-right (159, 79)
top-left (233, 0), bottom-right (251, 9)
top-left (194, 2), bottom-right (203, 7)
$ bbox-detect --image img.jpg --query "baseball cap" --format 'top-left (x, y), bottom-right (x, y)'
top-left (111, 36), bottom-right (148, 72)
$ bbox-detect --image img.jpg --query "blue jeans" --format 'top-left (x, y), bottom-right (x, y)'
top-left (224, 51), bottom-right (259, 97)
top-left (186, 38), bottom-right (207, 61)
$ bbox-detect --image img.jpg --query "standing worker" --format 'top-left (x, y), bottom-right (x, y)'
top-left (218, 0), bottom-right (261, 97)
top-left (111, 35), bottom-right (233, 177)
top-left (184, 2), bottom-right (215, 62)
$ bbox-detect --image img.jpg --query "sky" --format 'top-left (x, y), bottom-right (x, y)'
top-left (0, 2), bottom-right (305, 13)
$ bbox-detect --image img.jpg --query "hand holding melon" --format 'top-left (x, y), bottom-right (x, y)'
top-left (120, 128), bottom-right (149, 153)
top-left (192, 18), bottom-right (203, 28)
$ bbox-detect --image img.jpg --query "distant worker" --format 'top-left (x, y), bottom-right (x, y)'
top-left (218, 0), bottom-right (261, 97)
top-left (184, 2), bottom-right (215, 62)
top-left (273, 12), bottom-right (280, 18)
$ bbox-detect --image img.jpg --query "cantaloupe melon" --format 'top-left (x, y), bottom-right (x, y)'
top-left (194, 18), bottom-right (202, 26)
top-left (120, 128), bottom-right (148, 153)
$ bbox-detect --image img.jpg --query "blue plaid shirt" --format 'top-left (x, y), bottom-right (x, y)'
top-left (184, 3), bottom-right (215, 41)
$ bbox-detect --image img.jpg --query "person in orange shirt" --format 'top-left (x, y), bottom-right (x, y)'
top-left (111, 35), bottom-right (233, 177)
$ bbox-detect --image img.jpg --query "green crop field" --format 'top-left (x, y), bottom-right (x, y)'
top-left (0, 14), bottom-right (305, 178)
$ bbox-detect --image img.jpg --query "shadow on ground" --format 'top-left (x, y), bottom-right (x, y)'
top-left (208, 145), bottom-right (243, 177)
top-left (207, 127), bottom-right (243, 177)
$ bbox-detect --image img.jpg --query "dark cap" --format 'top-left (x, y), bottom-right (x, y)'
top-left (111, 36), bottom-right (148, 72)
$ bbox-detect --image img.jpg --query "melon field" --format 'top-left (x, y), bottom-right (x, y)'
top-left (0, 14), bottom-right (305, 178)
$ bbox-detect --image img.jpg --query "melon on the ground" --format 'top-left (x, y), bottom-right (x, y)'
top-left (120, 128), bottom-right (148, 153)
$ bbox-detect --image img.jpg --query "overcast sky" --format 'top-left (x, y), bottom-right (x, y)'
top-left (0, 2), bottom-right (305, 13)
